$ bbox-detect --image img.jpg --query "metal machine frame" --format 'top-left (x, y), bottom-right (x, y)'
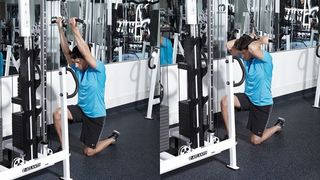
top-left (145, 48), bottom-right (161, 119)
top-left (145, 1), bottom-right (161, 120)
top-left (0, 67), bottom-right (72, 180)
top-left (160, 56), bottom-right (240, 174)
top-left (314, 44), bottom-right (320, 108)
top-left (0, 1), bottom-right (72, 179)
top-left (313, 9), bottom-right (320, 108)
top-left (4, 45), bottom-right (20, 76)
top-left (160, 0), bottom-right (241, 174)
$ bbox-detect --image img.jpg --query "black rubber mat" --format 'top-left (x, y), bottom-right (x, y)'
top-left (162, 91), bottom-right (320, 180)
top-left (18, 105), bottom-right (159, 180)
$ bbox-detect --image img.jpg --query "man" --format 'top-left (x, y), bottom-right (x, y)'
top-left (221, 34), bottom-right (285, 145)
top-left (53, 17), bottom-right (120, 156)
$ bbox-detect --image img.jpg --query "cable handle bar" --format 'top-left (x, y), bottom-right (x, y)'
top-left (124, 0), bottom-right (159, 5)
top-left (66, 67), bottom-right (79, 99)
top-left (51, 17), bottom-right (85, 27)
top-left (233, 56), bottom-right (246, 87)
top-left (148, 48), bottom-right (159, 69)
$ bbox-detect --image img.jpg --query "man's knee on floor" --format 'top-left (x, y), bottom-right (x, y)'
top-left (83, 147), bottom-right (96, 156)
top-left (250, 135), bottom-right (262, 145)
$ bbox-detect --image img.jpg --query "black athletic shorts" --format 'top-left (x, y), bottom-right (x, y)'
top-left (234, 93), bottom-right (272, 137)
top-left (68, 105), bottom-right (105, 148)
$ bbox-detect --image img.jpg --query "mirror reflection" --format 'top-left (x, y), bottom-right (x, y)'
top-left (47, 0), bottom-right (160, 66)
top-left (0, 1), bottom-right (20, 76)
top-left (0, 0), bottom-right (42, 76)
top-left (111, 0), bottom-right (159, 62)
top-left (0, 0), bottom-right (319, 77)
top-left (282, 0), bottom-right (319, 50)
top-left (0, 0), bottom-right (160, 77)
top-left (229, 0), bottom-right (319, 52)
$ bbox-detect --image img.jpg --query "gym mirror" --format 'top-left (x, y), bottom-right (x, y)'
top-left (281, 0), bottom-right (319, 51)
top-left (109, 1), bottom-right (160, 63)
top-left (46, 0), bottom-right (160, 66)
top-left (229, 0), bottom-right (319, 52)
top-left (0, 0), bottom-right (20, 77)
top-left (0, 0), bottom-right (42, 76)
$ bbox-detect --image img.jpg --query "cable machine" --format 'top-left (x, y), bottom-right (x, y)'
top-left (0, 1), bottom-right (78, 179)
top-left (160, 0), bottom-right (244, 174)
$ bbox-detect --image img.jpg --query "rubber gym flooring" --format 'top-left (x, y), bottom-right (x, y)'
top-left (14, 89), bottom-right (320, 179)
top-left (162, 90), bottom-right (320, 180)
top-left (18, 104), bottom-right (159, 180)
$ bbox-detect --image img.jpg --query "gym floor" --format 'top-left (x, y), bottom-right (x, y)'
top-left (18, 104), bottom-right (159, 180)
top-left (13, 90), bottom-right (320, 179)
top-left (162, 90), bottom-right (320, 180)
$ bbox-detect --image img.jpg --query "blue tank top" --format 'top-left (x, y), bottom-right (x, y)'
top-left (70, 60), bottom-right (106, 118)
top-left (160, 37), bottom-right (173, 65)
top-left (243, 51), bottom-right (273, 106)
top-left (0, 52), bottom-right (3, 77)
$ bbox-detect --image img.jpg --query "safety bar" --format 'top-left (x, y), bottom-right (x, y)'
top-left (232, 56), bottom-right (246, 87)
top-left (66, 67), bottom-right (79, 99)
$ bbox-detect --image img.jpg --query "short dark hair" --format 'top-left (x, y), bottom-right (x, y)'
top-left (70, 44), bottom-right (92, 59)
top-left (233, 34), bottom-right (255, 51)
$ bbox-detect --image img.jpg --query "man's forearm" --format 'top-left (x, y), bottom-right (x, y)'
top-left (72, 28), bottom-right (88, 54)
top-left (226, 39), bottom-right (237, 51)
top-left (71, 27), bottom-right (96, 68)
top-left (226, 39), bottom-right (239, 56)
top-left (256, 36), bottom-right (269, 45)
top-left (59, 28), bottom-right (69, 53)
top-left (58, 28), bottom-right (73, 64)
top-left (248, 37), bottom-right (265, 60)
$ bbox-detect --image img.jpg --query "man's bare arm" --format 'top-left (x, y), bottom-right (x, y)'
top-left (70, 18), bottom-right (96, 68)
top-left (226, 39), bottom-right (240, 57)
top-left (57, 17), bottom-right (74, 65)
top-left (248, 36), bottom-right (269, 60)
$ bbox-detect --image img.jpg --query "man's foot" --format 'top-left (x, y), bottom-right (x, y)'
top-left (107, 130), bottom-right (120, 144)
top-left (274, 117), bottom-right (285, 131)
